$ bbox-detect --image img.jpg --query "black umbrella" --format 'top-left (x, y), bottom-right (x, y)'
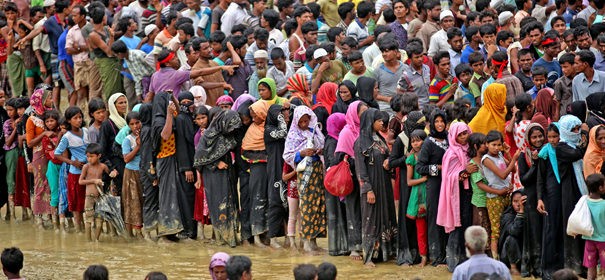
top-left (95, 184), bottom-right (126, 236)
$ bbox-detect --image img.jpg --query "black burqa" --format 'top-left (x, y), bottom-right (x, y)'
top-left (235, 101), bottom-right (253, 241)
top-left (138, 103), bottom-right (158, 232)
top-left (174, 91), bottom-right (198, 239)
top-left (0, 106), bottom-right (8, 209)
top-left (586, 92), bottom-right (605, 129)
top-left (415, 109), bottom-right (448, 266)
top-left (354, 108), bottom-right (397, 264)
top-left (152, 92), bottom-right (184, 237)
top-left (99, 118), bottom-right (125, 194)
top-left (537, 156), bottom-right (564, 279)
top-left (264, 105), bottom-right (288, 238)
top-left (499, 191), bottom-right (525, 271)
top-left (332, 80), bottom-right (358, 114)
top-left (357, 77), bottom-right (379, 110)
top-left (194, 109), bottom-right (242, 247)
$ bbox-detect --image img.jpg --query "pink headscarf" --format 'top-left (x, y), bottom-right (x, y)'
top-left (209, 252), bottom-right (230, 280)
top-left (335, 101), bottom-right (363, 158)
top-left (437, 122), bottom-right (471, 233)
top-left (327, 113), bottom-right (346, 140)
top-left (216, 95), bottom-right (234, 106)
top-left (30, 87), bottom-right (51, 116)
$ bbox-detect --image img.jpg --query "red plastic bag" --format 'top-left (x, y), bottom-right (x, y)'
top-left (324, 155), bottom-right (354, 196)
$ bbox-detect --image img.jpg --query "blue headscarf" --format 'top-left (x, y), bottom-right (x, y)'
top-left (538, 122), bottom-right (560, 183)
top-left (558, 115), bottom-right (588, 195)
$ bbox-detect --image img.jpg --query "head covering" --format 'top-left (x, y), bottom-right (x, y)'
top-left (115, 104), bottom-right (142, 145)
top-left (327, 113), bottom-right (346, 140)
top-left (523, 123), bottom-right (545, 168)
top-left (437, 122), bottom-right (472, 233)
top-left (264, 104), bottom-right (285, 141)
top-left (208, 252), bottom-right (230, 280)
top-left (333, 80), bottom-right (358, 114)
top-left (468, 83), bottom-right (506, 135)
top-left (216, 95), bottom-right (234, 106)
top-left (535, 88), bottom-right (557, 121)
top-left (108, 92), bottom-right (129, 129)
top-left (232, 94), bottom-right (257, 112)
top-left (152, 91), bottom-right (171, 151)
top-left (357, 108), bottom-right (385, 153)
top-left (30, 87), bottom-right (52, 116)
top-left (357, 77), bottom-right (379, 109)
top-left (258, 77), bottom-right (285, 105)
top-left (194, 110), bottom-right (242, 167)
top-left (287, 74), bottom-right (312, 107)
top-left (498, 11), bottom-right (513, 25)
top-left (242, 101), bottom-right (271, 151)
top-left (401, 110), bottom-right (427, 152)
top-left (139, 103), bottom-right (153, 127)
top-left (190, 85), bottom-right (208, 109)
top-left (254, 50), bottom-right (268, 59)
top-left (567, 100), bottom-right (588, 123)
top-left (586, 92), bottom-right (605, 126)
top-left (43, 0), bottom-right (55, 7)
top-left (313, 48), bottom-right (328, 59)
top-left (559, 115), bottom-right (589, 195)
top-left (314, 82), bottom-right (338, 114)
top-left (531, 114), bottom-right (549, 131)
top-left (538, 122), bottom-right (561, 183)
top-left (335, 101), bottom-right (363, 157)
top-left (283, 106), bottom-right (325, 167)
top-left (145, 24), bottom-right (158, 36)
top-left (429, 109), bottom-right (448, 139)
top-left (440, 10), bottom-right (454, 21)
top-left (584, 125), bottom-right (605, 178)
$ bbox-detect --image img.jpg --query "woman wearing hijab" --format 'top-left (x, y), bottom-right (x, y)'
top-left (194, 109), bottom-right (242, 247)
top-left (25, 86), bottom-right (54, 222)
top-left (517, 123), bottom-right (546, 277)
top-left (334, 100), bottom-right (368, 260)
top-left (584, 125), bottom-right (605, 177)
top-left (468, 83), bottom-right (506, 135)
top-left (190, 85), bottom-right (209, 109)
top-left (288, 73), bottom-right (313, 107)
top-left (357, 77), bottom-right (379, 110)
top-left (556, 115), bottom-right (587, 276)
top-left (437, 122), bottom-right (474, 272)
top-left (242, 101), bottom-right (271, 246)
top-left (354, 108), bottom-right (397, 267)
top-left (264, 104), bottom-right (290, 248)
top-left (324, 112), bottom-right (349, 256)
top-left (99, 92), bottom-right (129, 194)
top-left (137, 103), bottom-right (158, 240)
top-left (567, 100), bottom-right (588, 123)
top-left (283, 106), bottom-right (326, 252)
top-left (314, 82), bottom-right (338, 114)
top-left (586, 92), bottom-right (605, 129)
top-left (151, 91), bottom-right (184, 239)
top-left (535, 88), bottom-right (559, 122)
top-left (499, 190), bottom-right (527, 276)
top-left (216, 95), bottom-right (234, 110)
top-left (209, 252), bottom-right (230, 280)
top-left (415, 109), bottom-right (449, 266)
top-left (258, 78), bottom-right (287, 105)
top-left (332, 81), bottom-right (358, 114)
top-left (234, 100), bottom-right (254, 243)
top-left (232, 94), bottom-right (257, 112)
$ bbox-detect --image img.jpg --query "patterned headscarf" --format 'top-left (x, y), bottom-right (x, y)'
top-left (30, 87), bottom-right (52, 116)
top-left (283, 105), bottom-right (325, 168)
top-left (287, 73), bottom-right (312, 107)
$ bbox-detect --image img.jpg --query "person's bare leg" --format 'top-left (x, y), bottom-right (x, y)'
top-left (52, 86), bottom-right (60, 109)
top-left (26, 77), bottom-right (34, 97)
top-left (85, 222), bottom-right (92, 241)
top-left (588, 266), bottom-right (596, 280)
top-left (94, 218), bottom-right (104, 241)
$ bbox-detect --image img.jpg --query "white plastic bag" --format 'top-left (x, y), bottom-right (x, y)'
top-left (567, 195), bottom-right (594, 237)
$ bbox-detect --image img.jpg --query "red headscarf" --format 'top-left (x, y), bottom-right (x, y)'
top-left (313, 82), bottom-right (338, 114)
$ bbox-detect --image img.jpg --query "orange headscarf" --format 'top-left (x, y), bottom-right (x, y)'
top-left (242, 101), bottom-right (270, 151)
top-left (468, 83), bottom-right (507, 135)
top-left (583, 125), bottom-right (605, 178)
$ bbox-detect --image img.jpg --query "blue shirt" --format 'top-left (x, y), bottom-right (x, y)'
top-left (572, 69), bottom-right (605, 101)
top-left (43, 14), bottom-right (65, 55)
top-left (460, 45), bottom-right (477, 64)
top-left (119, 35), bottom-right (142, 50)
top-left (532, 58), bottom-right (562, 88)
top-left (57, 28), bottom-right (73, 67)
top-left (54, 129), bottom-right (89, 174)
top-left (452, 254), bottom-right (512, 280)
top-left (140, 43), bottom-right (153, 54)
top-left (122, 136), bottom-right (141, 171)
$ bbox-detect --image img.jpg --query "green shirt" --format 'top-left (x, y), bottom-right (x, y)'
top-left (343, 67), bottom-right (374, 85)
top-left (406, 154), bottom-right (426, 219)
top-left (470, 158), bottom-right (488, 208)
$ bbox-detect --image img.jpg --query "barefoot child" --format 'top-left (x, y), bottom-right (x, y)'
top-left (467, 133), bottom-right (492, 249)
top-left (283, 162), bottom-right (300, 250)
top-left (193, 106), bottom-right (211, 239)
top-left (41, 110), bottom-right (62, 230)
top-left (405, 129), bottom-right (429, 267)
top-left (583, 174), bottom-right (605, 280)
top-left (122, 111), bottom-right (143, 238)
top-left (79, 143), bottom-right (117, 241)
top-left (3, 98), bottom-right (20, 221)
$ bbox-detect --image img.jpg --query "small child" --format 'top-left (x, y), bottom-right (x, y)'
top-left (41, 109), bottom-right (62, 231)
top-left (54, 107), bottom-right (89, 233)
top-left (3, 98), bottom-right (20, 220)
top-left (554, 53), bottom-right (575, 116)
top-left (482, 130), bottom-right (520, 258)
top-left (283, 162), bottom-right (300, 251)
top-left (121, 111), bottom-right (143, 238)
top-left (454, 64), bottom-right (475, 107)
top-left (527, 66), bottom-right (548, 99)
top-left (87, 98), bottom-right (107, 144)
top-left (14, 97), bottom-right (31, 221)
top-left (467, 132), bottom-right (492, 250)
top-left (405, 129), bottom-right (429, 267)
top-left (582, 173), bottom-right (605, 280)
top-left (193, 106), bottom-right (211, 239)
top-left (79, 143), bottom-right (116, 241)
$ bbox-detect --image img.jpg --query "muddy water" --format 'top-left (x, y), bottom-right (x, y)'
top-left (0, 220), bottom-right (456, 279)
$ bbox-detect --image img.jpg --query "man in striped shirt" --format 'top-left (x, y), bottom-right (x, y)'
top-left (429, 51), bottom-right (457, 108)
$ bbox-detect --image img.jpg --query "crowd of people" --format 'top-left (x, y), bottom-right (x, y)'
top-left (5, 0), bottom-right (605, 278)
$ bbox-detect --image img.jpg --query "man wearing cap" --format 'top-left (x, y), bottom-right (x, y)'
top-left (498, 11), bottom-right (514, 33)
top-left (427, 10), bottom-right (455, 57)
top-left (417, 0), bottom-right (441, 53)
top-left (244, 29), bottom-right (276, 71)
top-left (140, 24), bottom-right (159, 54)
top-left (140, 0), bottom-right (163, 37)
top-left (248, 49), bottom-right (269, 99)
top-left (310, 47), bottom-right (348, 94)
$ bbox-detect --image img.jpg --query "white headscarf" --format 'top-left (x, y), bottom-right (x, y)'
top-left (108, 93), bottom-right (128, 129)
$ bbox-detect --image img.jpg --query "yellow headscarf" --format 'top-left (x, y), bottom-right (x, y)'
top-left (242, 101), bottom-right (271, 151)
top-left (468, 83), bottom-right (507, 135)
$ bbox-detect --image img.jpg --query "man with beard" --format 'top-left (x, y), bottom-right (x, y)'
top-left (417, 0), bottom-right (441, 53)
top-left (447, 27), bottom-right (463, 77)
top-left (427, 10), bottom-right (455, 57)
top-left (193, 39), bottom-right (236, 105)
top-left (221, 0), bottom-right (249, 35)
top-left (248, 50), bottom-right (269, 99)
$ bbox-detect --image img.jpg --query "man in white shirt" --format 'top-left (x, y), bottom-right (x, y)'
top-left (427, 10), bottom-right (455, 57)
top-left (181, 0), bottom-right (211, 37)
top-left (220, 0), bottom-right (248, 35)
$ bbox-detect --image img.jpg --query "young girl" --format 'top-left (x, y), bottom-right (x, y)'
top-left (41, 109), bottom-right (62, 231)
top-left (517, 123), bottom-right (546, 277)
top-left (87, 98), bottom-right (107, 144)
top-left (405, 129), bottom-right (429, 267)
top-left (54, 106), bottom-right (89, 233)
top-left (14, 97), bottom-right (31, 221)
top-left (508, 93), bottom-right (533, 189)
top-left (537, 123), bottom-right (563, 278)
top-left (193, 106), bottom-right (211, 239)
top-left (283, 160), bottom-right (299, 251)
top-left (3, 98), bottom-right (20, 220)
top-left (467, 133), bottom-right (491, 243)
top-left (122, 111), bottom-right (143, 238)
top-left (482, 130), bottom-right (520, 259)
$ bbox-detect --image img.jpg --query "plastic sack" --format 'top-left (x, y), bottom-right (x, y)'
top-left (567, 195), bottom-right (594, 237)
top-left (324, 155), bottom-right (354, 197)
